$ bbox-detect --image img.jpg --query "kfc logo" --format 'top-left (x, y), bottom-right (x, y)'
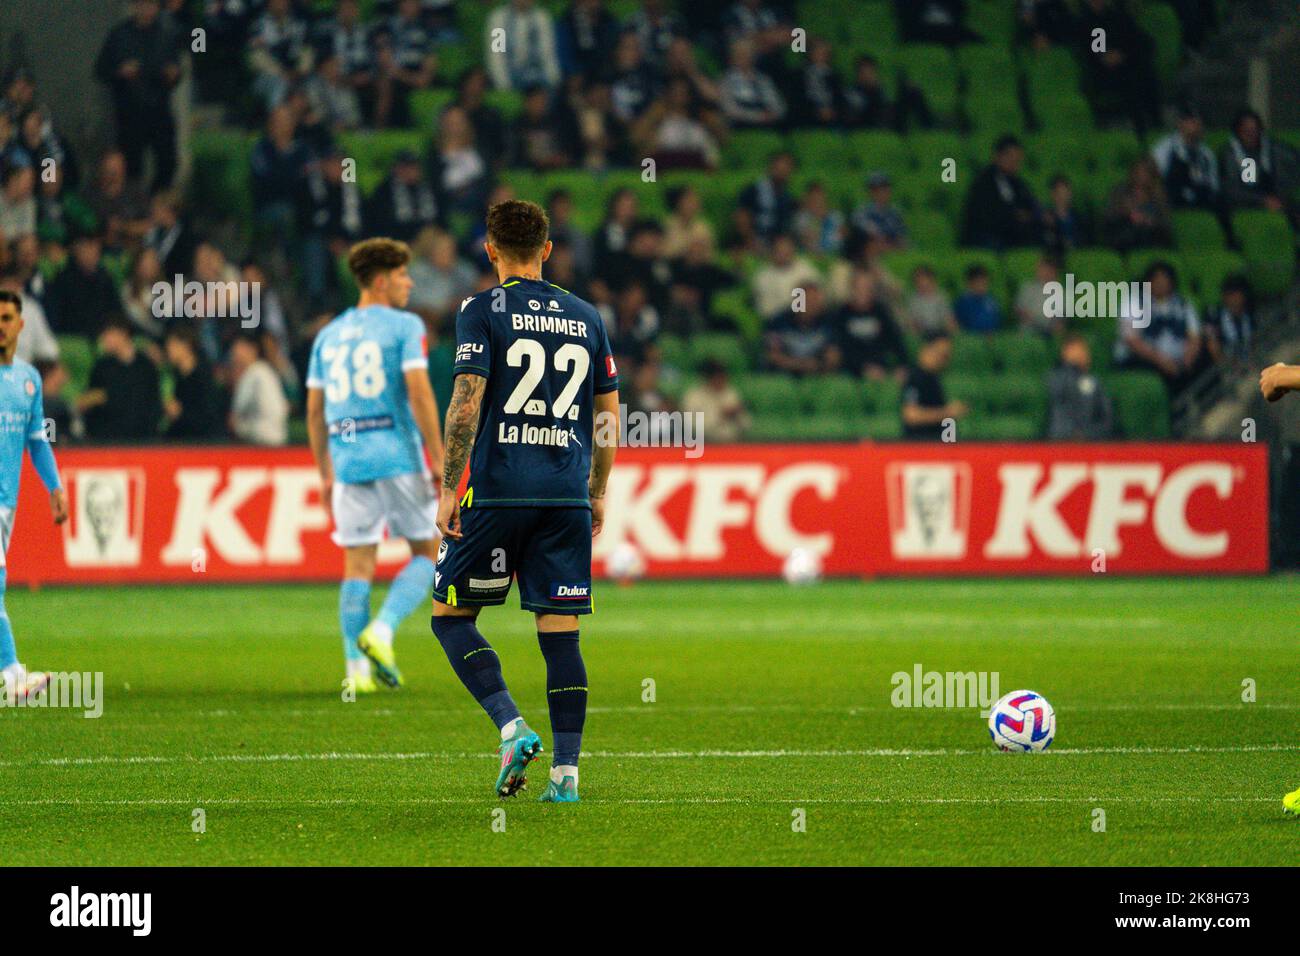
top-left (887, 462), bottom-right (972, 559)
top-left (62, 468), bottom-right (146, 566)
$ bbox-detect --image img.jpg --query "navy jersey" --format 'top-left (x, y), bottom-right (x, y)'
top-left (453, 276), bottom-right (618, 507)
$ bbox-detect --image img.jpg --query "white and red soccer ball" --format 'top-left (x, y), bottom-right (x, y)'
top-left (987, 689), bottom-right (1056, 752)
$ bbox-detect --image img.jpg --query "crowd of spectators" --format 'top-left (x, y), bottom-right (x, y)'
top-left (0, 0), bottom-right (1289, 445)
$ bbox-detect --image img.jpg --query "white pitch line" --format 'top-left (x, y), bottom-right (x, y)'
top-left (0, 795), bottom-right (1280, 808)
top-left (1, 742), bottom-right (1293, 770)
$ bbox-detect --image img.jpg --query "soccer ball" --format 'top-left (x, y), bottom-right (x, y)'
top-left (987, 689), bottom-right (1056, 752)
top-left (782, 548), bottom-right (822, 585)
top-left (606, 541), bottom-right (646, 583)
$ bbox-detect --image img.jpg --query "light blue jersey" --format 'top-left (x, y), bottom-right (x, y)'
top-left (0, 359), bottom-right (51, 509)
top-left (306, 305), bottom-right (430, 484)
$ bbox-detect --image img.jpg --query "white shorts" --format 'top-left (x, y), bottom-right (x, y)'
top-left (331, 473), bottom-right (439, 548)
top-left (0, 506), bottom-right (12, 568)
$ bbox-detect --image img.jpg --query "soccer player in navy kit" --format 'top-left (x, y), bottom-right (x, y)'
top-left (432, 200), bottom-right (619, 802)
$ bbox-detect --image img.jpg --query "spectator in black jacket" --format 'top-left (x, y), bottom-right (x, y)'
top-left (1047, 334), bottom-right (1113, 439)
top-left (1151, 103), bottom-right (1220, 211)
top-left (365, 150), bottom-right (444, 242)
top-left (961, 134), bottom-right (1041, 250)
top-left (1219, 108), bottom-right (1300, 220)
top-left (94, 0), bottom-right (181, 189)
top-left (44, 232), bottom-right (124, 341)
top-left (452, 67), bottom-right (508, 170)
top-left (739, 150), bottom-right (798, 242)
top-left (251, 105), bottom-right (312, 252)
top-left (163, 324), bottom-right (223, 440)
top-left (298, 150), bottom-right (365, 312)
top-left (799, 37), bottom-right (844, 127)
top-left (1076, 0), bottom-right (1160, 135)
top-left (836, 270), bottom-right (908, 380)
top-left (77, 317), bottom-right (162, 442)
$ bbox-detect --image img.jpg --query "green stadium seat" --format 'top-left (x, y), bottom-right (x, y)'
top-left (737, 375), bottom-right (802, 419)
top-left (1105, 370), bottom-right (1170, 438)
top-left (1181, 250), bottom-right (1248, 304)
top-left (992, 332), bottom-right (1053, 374)
top-left (1171, 209), bottom-right (1226, 250)
top-left (710, 286), bottom-right (762, 339)
top-left (57, 336), bottom-right (94, 396)
top-left (793, 413), bottom-right (866, 441)
top-left (656, 334), bottom-right (690, 372)
top-left (964, 414), bottom-right (1043, 440)
top-left (847, 130), bottom-right (911, 175)
top-left (1024, 132), bottom-right (1092, 179)
top-left (908, 131), bottom-right (972, 179)
top-left (748, 414), bottom-right (798, 441)
top-left (863, 411), bottom-right (903, 439)
top-left (948, 334), bottom-right (995, 374)
top-left (983, 374), bottom-right (1048, 426)
top-left (1231, 209), bottom-right (1297, 298)
top-left (436, 42), bottom-right (477, 85)
top-left (484, 88), bottom-right (525, 121)
top-left (1032, 91), bottom-right (1094, 133)
top-left (1022, 46), bottom-right (1083, 103)
top-left (1126, 248), bottom-right (1185, 283)
top-left (895, 45), bottom-right (959, 121)
top-left (721, 130), bottom-right (786, 170)
top-left (1003, 248), bottom-right (1045, 299)
top-left (689, 333), bottom-right (752, 375)
top-left (409, 88), bottom-right (456, 133)
top-left (863, 377), bottom-right (902, 414)
top-left (789, 130), bottom-right (854, 170)
top-left (1136, 2), bottom-right (1184, 87)
top-left (846, 1), bottom-right (898, 46)
top-left (800, 374), bottom-right (864, 415)
top-left (907, 209), bottom-right (956, 249)
top-left (337, 130), bottom-right (426, 195)
top-left (1067, 248), bottom-right (1127, 284)
top-left (1089, 129), bottom-right (1145, 173)
top-left (942, 372), bottom-right (985, 411)
top-left (957, 44), bottom-right (1016, 99)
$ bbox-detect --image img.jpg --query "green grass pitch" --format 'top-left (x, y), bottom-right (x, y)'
top-left (2, 578), bottom-right (1297, 866)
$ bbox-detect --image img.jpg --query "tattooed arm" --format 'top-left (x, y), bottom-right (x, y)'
top-left (436, 373), bottom-right (486, 538)
top-left (589, 389), bottom-right (620, 537)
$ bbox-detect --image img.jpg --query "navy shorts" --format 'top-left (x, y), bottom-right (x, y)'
top-left (432, 506), bottom-right (594, 614)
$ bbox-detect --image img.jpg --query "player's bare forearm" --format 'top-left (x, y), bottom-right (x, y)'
top-left (403, 368), bottom-right (445, 472)
top-left (1260, 362), bottom-right (1300, 402)
top-left (590, 390), bottom-right (620, 499)
top-left (441, 373), bottom-right (485, 492)
top-left (305, 389), bottom-right (332, 482)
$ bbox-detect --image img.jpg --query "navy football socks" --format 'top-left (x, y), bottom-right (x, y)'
top-left (538, 630), bottom-right (587, 767)
top-left (430, 617), bottom-right (521, 731)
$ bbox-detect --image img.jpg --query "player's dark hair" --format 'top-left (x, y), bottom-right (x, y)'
top-left (0, 289), bottom-right (21, 314)
top-left (486, 199), bottom-right (550, 263)
top-left (347, 237), bottom-right (412, 287)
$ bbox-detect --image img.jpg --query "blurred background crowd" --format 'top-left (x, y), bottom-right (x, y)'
top-left (1, 0), bottom-right (1297, 446)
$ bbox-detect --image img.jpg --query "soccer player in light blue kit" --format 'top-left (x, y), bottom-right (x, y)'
top-left (0, 290), bottom-right (68, 701)
top-left (306, 238), bottom-right (444, 693)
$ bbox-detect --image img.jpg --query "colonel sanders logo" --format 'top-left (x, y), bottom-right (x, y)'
top-left (62, 468), bottom-right (145, 566)
top-left (886, 462), bottom-right (971, 559)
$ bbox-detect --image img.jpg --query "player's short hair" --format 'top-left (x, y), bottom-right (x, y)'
top-left (486, 199), bottom-right (550, 263)
top-left (0, 289), bottom-right (22, 314)
top-left (347, 237), bottom-right (412, 287)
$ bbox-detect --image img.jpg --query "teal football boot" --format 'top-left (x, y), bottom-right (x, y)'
top-left (538, 773), bottom-right (579, 803)
top-left (495, 723), bottom-right (543, 798)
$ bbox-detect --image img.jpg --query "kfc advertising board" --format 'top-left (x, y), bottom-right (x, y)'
top-left (6, 442), bottom-right (1269, 585)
